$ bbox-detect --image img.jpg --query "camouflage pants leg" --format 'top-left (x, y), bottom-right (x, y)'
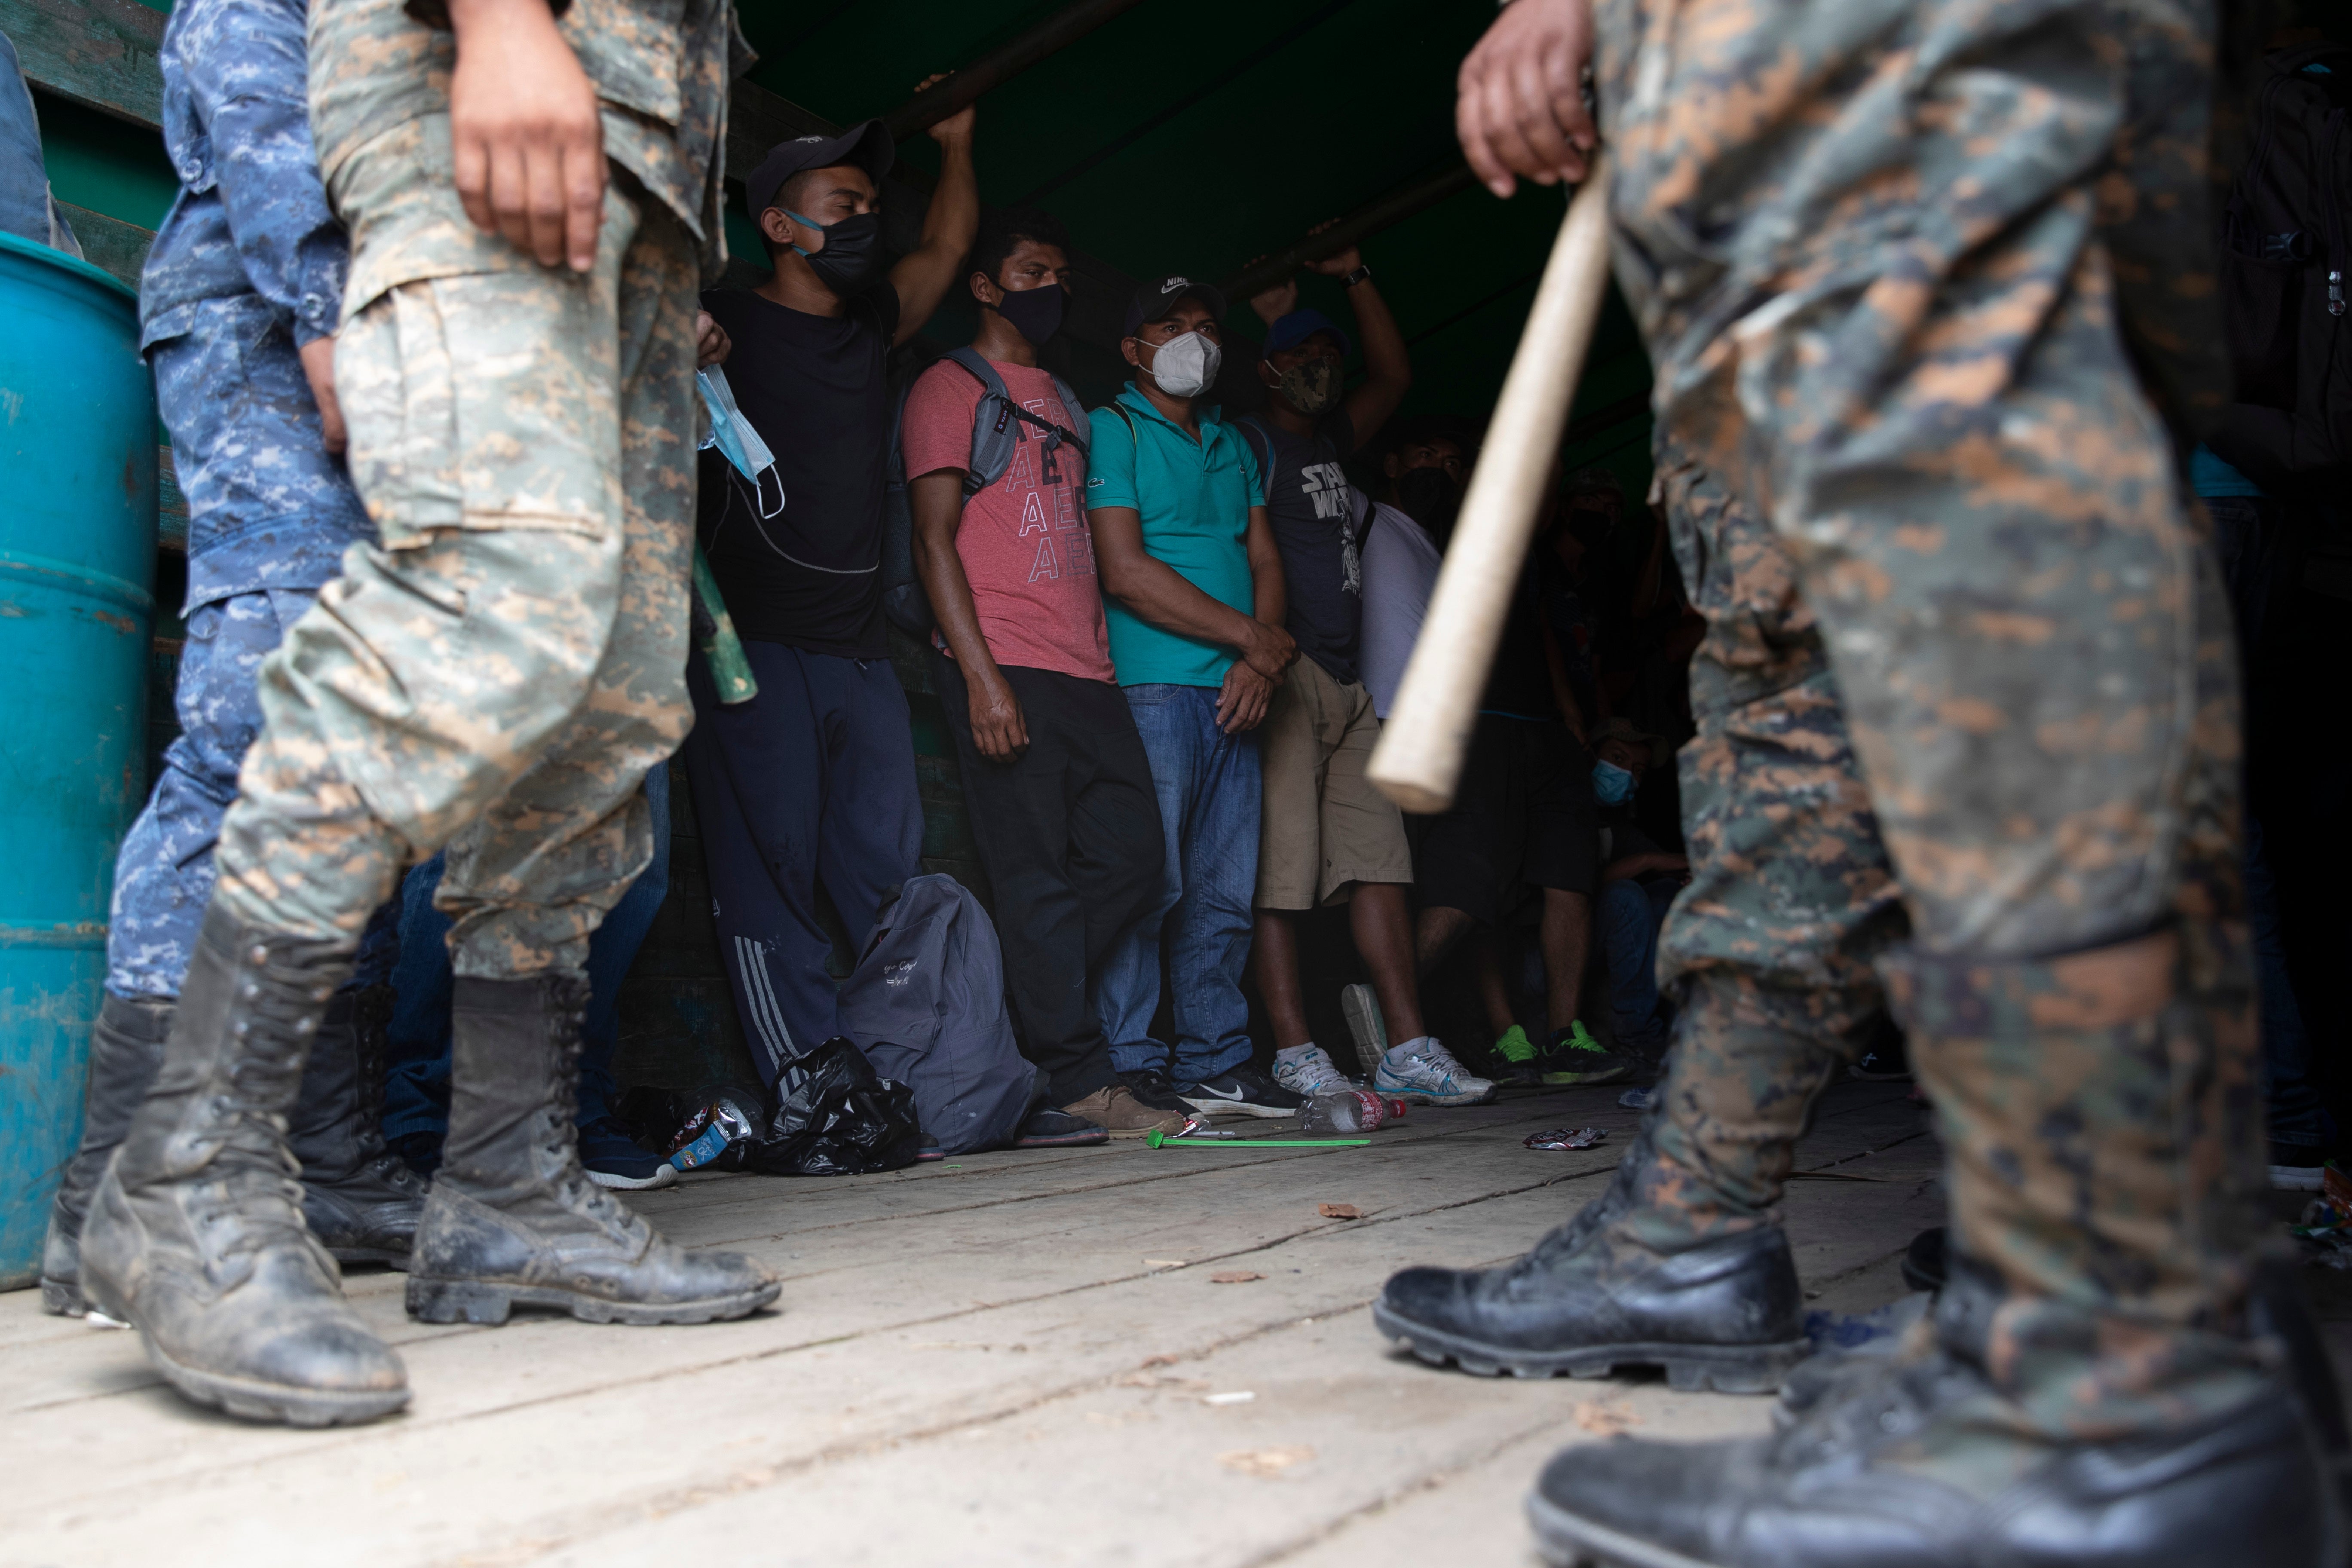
top-left (1594, 0), bottom-right (2271, 1439)
top-left (212, 130), bottom-right (698, 978)
top-left (1613, 453), bottom-right (1908, 1256)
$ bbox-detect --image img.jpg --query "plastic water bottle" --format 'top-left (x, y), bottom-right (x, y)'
top-left (1300, 1090), bottom-right (1408, 1135)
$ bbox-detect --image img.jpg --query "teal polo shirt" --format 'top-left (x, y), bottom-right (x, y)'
top-left (1084, 383), bottom-right (1266, 688)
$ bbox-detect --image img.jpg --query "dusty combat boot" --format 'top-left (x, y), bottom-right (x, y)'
top-left (405, 974), bottom-right (778, 1326)
top-left (289, 983), bottom-right (427, 1267)
top-left (1373, 970), bottom-right (1860, 1391)
top-left (1373, 1123), bottom-right (1809, 1392)
top-left (39, 992), bottom-right (174, 1317)
top-left (78, 906), bottom-right (410, 1427)
top-left (1527, 1261), bottom-right (2345, 1568)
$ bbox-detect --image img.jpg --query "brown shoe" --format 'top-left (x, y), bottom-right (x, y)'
top-left (1061, 1084), bottom-right (1187, 1138)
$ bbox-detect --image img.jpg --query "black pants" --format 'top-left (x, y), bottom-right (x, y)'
top-left (932, 653), bottom-right (1164, 1105)
top-left (684, 641), bottom-right (924, 1089)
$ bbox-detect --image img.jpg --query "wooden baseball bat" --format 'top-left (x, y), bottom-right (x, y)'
top-left (1367, 156), bottom-right (1617, 814)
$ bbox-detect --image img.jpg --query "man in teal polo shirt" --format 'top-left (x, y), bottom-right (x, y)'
top-left (1087, 276), bottom-right (1299, 1113)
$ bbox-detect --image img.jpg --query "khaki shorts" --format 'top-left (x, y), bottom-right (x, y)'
top-left (1255, 655), bottom-right (1413, 910)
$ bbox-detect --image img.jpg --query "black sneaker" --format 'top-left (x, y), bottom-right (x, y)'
top-left (1118, 1068), bottom-right (1195, 1115)
top-left (913, 1133), bottom-right (945, 1164)
top-left (1534, 1022), bottom-right (1638, 1085)
top-left (1176, 1064), bottom-right (1307, 1120)
top-left (1013, 1107), bottom-right (1109, 1148)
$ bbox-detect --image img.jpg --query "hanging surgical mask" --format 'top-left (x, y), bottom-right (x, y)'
top-left (1140, 330), bottom-right (1222, 398)
top-left (1592, 758), bottom-right (1636, 806)
top-left (1269, 356), bottom-right (1342, 417)
top-left (696, 366), bottom-right (784, 518)
top-left (784, 207), bottom-right (885, 296)
top-left (992, 283), bottom-right (1066, 346)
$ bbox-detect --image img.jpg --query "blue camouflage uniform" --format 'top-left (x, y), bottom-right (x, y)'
top-left (108, 0), bottom-right (385, 999)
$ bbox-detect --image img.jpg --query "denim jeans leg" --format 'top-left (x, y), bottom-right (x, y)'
top-left (2248, 812), bottom-right (2324, 1149)
top-left (1599, 880), bottom-right (1660, 1028)
top-left (578, 762), bottom-right (671, 1127)
top-left (381, 853), bottom-right (455, 1146)
top-left (1099, 686), bottom-right (1189, 1075)
top-left (1167, 690), bottom-right (1260, 1085)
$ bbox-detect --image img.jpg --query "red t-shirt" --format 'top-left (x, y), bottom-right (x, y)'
top-left (902, 357), bottom-right (1114, 683)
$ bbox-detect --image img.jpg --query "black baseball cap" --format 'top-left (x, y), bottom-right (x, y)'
top-left (1122, 274), bottom-right (1228, 338)
top-left (745, 120), bottom-right (896, 218)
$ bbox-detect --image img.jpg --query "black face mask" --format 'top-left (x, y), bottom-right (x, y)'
top-left (1395, 467), bottom-right (1460, 542)
top-left (787, 208), bottom-right (885, 297)
top-left (992, 283), bottom-right (1066, 346)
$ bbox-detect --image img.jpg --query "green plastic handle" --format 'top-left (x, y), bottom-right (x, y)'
top-left (1145, 1129), bottom-right (1370, 1148)
top-left (692, 544), bottom-right (758, 705)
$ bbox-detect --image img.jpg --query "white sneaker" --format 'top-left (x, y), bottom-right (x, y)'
top-left (1341, 983), bottom-right (1389, 1078)
top-left (1374, 1037), bottom-right (1495, 1107)
top-left (1273, 1044), bottom-right (1356, 1098)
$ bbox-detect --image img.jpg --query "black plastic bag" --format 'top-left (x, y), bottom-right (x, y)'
top-left (739, 1036), bottom-right (923, 1176)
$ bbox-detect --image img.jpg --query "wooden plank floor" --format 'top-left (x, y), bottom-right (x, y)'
top-left (0, 1081), bottom-right (1946, 1567)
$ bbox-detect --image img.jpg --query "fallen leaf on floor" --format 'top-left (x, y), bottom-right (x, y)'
top-left (1318, 1203), bottom-right (1362, 1219)
top-left (1203, 1390), bottom-right (1256, 1406)
top-left (1140, 1353), bottom-right (1179, 1368)
top-left (1220, 1445), bottom-right (1316, 1478)
top-left (1210, 1270), bottom-right (1265, 1284)
top-left (1573, 1400), bottom-right (1638, 1435)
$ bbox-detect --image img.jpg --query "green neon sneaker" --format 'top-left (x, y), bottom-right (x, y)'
top-left (1492, 1024), bottom-right (1540, 1085)
top-left (1537, 1020), bottom-right (1638, 1085)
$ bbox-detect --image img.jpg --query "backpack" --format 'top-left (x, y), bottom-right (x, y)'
top-left (881, 349), bottom-right (1091, 637)
top-left (2211, 43), bottom-right (2352, 494)
top-left (836, 873), bottom-right (1045, 1155)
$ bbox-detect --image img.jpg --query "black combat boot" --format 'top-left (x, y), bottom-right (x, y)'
top-left (40, 992), bottom-right (174, 1317)
top-left (78, 906), bottom-right (410, 1427)
top-left (288, 983), bottom-right (427, 1266)
top-left (405, 973), bottom-right (779, 1326)
top-left (1527, 1265), bottom-right (2345, 1568)
top-left (1373, 1129), bottom-right (1809, 1393)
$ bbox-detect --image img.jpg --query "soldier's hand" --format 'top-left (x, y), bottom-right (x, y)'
top-left (696, 311), bottom-right (731, 368)
top-left (297, 335), bottom-right (347, 456)
top-left (1457, 0), bottom-right (1596, 198)
top-left (447, 0), bottom-right (606, 273)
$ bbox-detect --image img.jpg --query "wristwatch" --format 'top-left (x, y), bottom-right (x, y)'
top-left (1341, 264), bottom-right (1373, 289)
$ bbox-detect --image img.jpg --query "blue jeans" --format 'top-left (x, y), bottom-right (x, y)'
top-left (1099, 684), bottom-right (1262, 1084)
top-left (380, 763), bottom-right (671, 1145)
top-left (1598, 878), bottom-right (1678, 1050)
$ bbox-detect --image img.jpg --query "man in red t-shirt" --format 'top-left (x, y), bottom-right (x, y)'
top-left (905, 208), bottom-right (1185, 1139)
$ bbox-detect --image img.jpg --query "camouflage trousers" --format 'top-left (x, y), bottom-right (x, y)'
top-left (1592, 0), bottom-right (2273, 1444)
top-left (211, 122), bottom-right (699, 978)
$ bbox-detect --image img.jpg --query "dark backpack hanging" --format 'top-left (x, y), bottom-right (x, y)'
top-left (880, 348), bottom-right (1090, 637)
top-left (2209, 43), bottom-right (2352, 495)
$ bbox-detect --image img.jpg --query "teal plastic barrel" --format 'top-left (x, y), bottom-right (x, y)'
top-left (0, 231), bottom-right (155, 1290)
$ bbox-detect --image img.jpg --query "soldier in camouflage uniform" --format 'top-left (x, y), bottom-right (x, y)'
top-left (36, 0), bottom-right (425, 1321)
top-left (78, 0), bottom-right (775, 1427)
top-left (1379, 0), bottom-right (2342, 1562)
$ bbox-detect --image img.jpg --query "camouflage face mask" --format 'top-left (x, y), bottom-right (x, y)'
top-left (1271, 355), bottom-right (1344, 416)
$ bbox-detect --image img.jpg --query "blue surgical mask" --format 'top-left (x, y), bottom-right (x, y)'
top-left (1592, 759), bottom-right (1636, 806)
top-left (696, 366), bottom-right (784, 518)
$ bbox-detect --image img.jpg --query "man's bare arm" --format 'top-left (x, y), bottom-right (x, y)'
top-left (1089, 505), bottom-right (1295, 678)
top-left (912, 470), bottom-right (1029, 760)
